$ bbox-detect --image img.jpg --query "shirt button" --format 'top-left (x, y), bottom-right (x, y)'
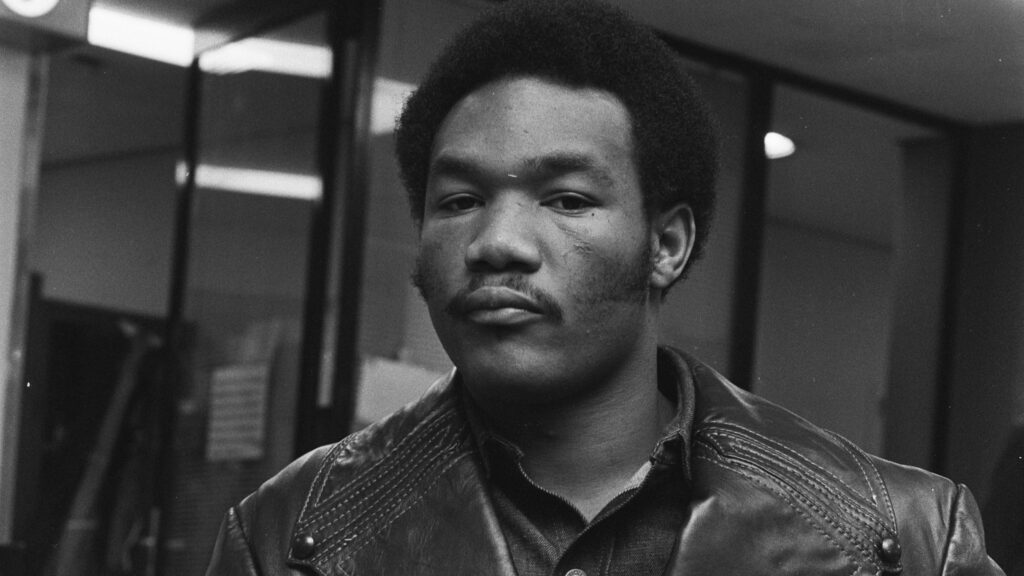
top-left (291, 532), bottom-right (317, 559)
top-left (565, 570), bottom-right (587, 576)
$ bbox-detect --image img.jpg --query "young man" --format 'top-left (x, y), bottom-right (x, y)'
top-left (207, 1), bottom-right (1003, 574)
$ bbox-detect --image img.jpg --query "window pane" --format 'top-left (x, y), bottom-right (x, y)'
top-left (753, 84), bottom-right (947, 459)
top-left (351, 0), bottom-right (484, 427)
top-left (160, 13), bottom-right (327, 574)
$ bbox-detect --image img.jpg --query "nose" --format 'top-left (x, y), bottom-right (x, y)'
top-left (465, 196), bottom-right (542, 273)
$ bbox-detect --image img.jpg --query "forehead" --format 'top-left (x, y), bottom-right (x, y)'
top-left (429, 76), bottom-right (637, 174)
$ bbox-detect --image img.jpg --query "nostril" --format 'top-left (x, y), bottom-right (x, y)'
top-left (466, 230), bottom-right (541, 273)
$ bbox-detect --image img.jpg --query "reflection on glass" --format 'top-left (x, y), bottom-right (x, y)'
top-left (199, 37), bottom-right (332, 78)
top-left (159, 13), bottom-right (327, 574)
top-left (349, 0), bottom-right (486, 428)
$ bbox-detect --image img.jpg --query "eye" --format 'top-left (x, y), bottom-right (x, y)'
top-left (545, 193), bottom-right (596, 214)
top-left (437, 194), bottom-right (482, 214)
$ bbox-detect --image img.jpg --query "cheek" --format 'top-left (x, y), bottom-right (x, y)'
top-left (413, 235), bottom-right (459, 302)
top-left (560, 231), bottom-right (651, 309)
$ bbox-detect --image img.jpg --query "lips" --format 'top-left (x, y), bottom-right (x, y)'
top-left (461, 286), bottom-right (542, 312)
top-left (455, 286), bottom-right (546, 326)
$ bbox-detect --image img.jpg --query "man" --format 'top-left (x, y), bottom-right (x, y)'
top-left (207, 1), bottom-right (1003, 574)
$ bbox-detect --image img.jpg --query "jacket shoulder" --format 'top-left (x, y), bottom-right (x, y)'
top-left (227, 443), bottom-right (334, 572)
top-left (679, 351), bottom-right (1001, 575)
top-left (221, 372), bottom-right (471, 574)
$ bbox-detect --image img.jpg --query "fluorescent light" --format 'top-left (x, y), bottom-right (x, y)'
top-left (4, 0), bottom-right (60, 18)
top-left (176, 162), bottom-right (322, 201)
top-left (764, 132), bottom-right (796, 159)
top-left (200, 38), bottom-right (332, 79)
top-left (88, 6), bottom-right (195, 67)
top-left (372, 78), bottom-right (416, 135)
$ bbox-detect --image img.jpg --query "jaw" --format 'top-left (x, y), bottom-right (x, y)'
top-left (438, 303), bottom-right (661, 410)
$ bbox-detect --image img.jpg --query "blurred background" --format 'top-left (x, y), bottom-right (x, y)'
top-left (1, 0), bottom-right (1023, 574)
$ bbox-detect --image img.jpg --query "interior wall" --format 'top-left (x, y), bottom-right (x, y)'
top-left (884, 139), bottom-right (953, 470)
top-left (753, 223), bottom-right (893, 453)
top-left (946, 124), bottom-right (1024, 499)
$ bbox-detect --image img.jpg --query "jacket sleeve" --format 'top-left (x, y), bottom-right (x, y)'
top-left (941, 484), bottom-right (1006, 576)
top-left (205, 507), bottom-right (261, 576)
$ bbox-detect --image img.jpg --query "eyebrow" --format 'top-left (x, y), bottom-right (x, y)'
top-left (429, 152), bottom-right (616, 187)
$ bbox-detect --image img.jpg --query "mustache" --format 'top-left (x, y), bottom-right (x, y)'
top-left (445, 275), bottom-right (564, 322)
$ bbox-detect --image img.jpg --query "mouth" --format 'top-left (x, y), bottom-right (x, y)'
top-left (455, 286), bottom-right (546, 326)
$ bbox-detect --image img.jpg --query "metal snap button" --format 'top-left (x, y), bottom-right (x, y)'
top-left (879, 536), bottom-right (901, 564)
top-left (291, 532), bottom-right (317, 559)
top-left (565, 569), bottom-right (587, 576)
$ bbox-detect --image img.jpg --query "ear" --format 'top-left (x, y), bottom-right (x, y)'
top-left (649, 203), bottom-right (696, 291)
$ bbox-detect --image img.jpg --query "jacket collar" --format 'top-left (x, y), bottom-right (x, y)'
top-left (284, 347), bottom-right (699, 575)
top-left (282, 347), bottom-right (906, 576)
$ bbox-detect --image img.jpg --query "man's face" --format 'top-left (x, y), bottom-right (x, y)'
top-left (414, 76), bottom-right (660, 405)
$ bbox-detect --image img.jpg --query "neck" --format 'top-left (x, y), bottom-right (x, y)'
top-left (471, 344), bottom-right (671, 520)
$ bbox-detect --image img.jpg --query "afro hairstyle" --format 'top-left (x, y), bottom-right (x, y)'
top-left (395, 0), bottom-right (719, 266)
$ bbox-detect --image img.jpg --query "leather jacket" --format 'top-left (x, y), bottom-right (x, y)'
top-left (206, 348), bottom-right (1004, 575)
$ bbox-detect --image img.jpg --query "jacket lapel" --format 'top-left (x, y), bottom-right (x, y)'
top-left (285, 376), bottom-right (517, 576)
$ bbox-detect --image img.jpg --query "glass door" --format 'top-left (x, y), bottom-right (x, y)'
top-left (158, 13), bottom-right (328, 573)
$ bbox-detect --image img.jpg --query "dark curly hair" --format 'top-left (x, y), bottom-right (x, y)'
top-left (395, 0), bottom-right (719, 267)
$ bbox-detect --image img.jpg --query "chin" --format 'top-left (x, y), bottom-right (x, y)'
top-left (452, 343), bottom-right (598, 407)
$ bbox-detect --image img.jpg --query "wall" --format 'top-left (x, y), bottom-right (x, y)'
top-left (753, 223), bottom-right (893, 453)
top-left (748, 87), bottom-right (929, 455)
top-left (946, 125), bottom-right (1024, 498)
top-left (884, 139), bottom-right (953, 470)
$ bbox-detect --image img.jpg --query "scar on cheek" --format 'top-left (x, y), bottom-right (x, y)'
top-left (572, 242), bottom-right (595, 255)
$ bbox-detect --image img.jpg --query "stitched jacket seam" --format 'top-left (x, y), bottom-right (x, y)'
top-left (703, 429), bottom-right (888, 537)
top-left (315, 440), bottom-right (467, 559)
top-left (696, 432), bottom-right (886, 568)
top-left (334, 450), bottom-right (473, 564)
top-left (727, 440), bottom-right (888, 537)
top-left (828, 431), bottom-right (878, 507)
top-left (708, 423), bottom-right (872, 504)
top-left (304, 411), bottom-right (458, 529)
top-left (712, 452), bottom-right (879, 567)
top-left (828, 431), bottom-right (898, 532)
top-left (307, 405), bottom-right (457, 520)
top-left (695, 453), bottom-right (864, 572)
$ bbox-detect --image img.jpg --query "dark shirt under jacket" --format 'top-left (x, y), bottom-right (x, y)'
top-left (464, 367), bottom-right (693, 576)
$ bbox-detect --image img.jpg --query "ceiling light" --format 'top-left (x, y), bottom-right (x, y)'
top-left (764, 132), bottom-right (796, 159)
top-left (176, 162), bottom-right (322, 201)
top-left (87, 5), bottom-right (194, 67)
top-left (199, 38), bottom-right (332, 78)
top-left (3, 0), bottom-right (60, 18)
